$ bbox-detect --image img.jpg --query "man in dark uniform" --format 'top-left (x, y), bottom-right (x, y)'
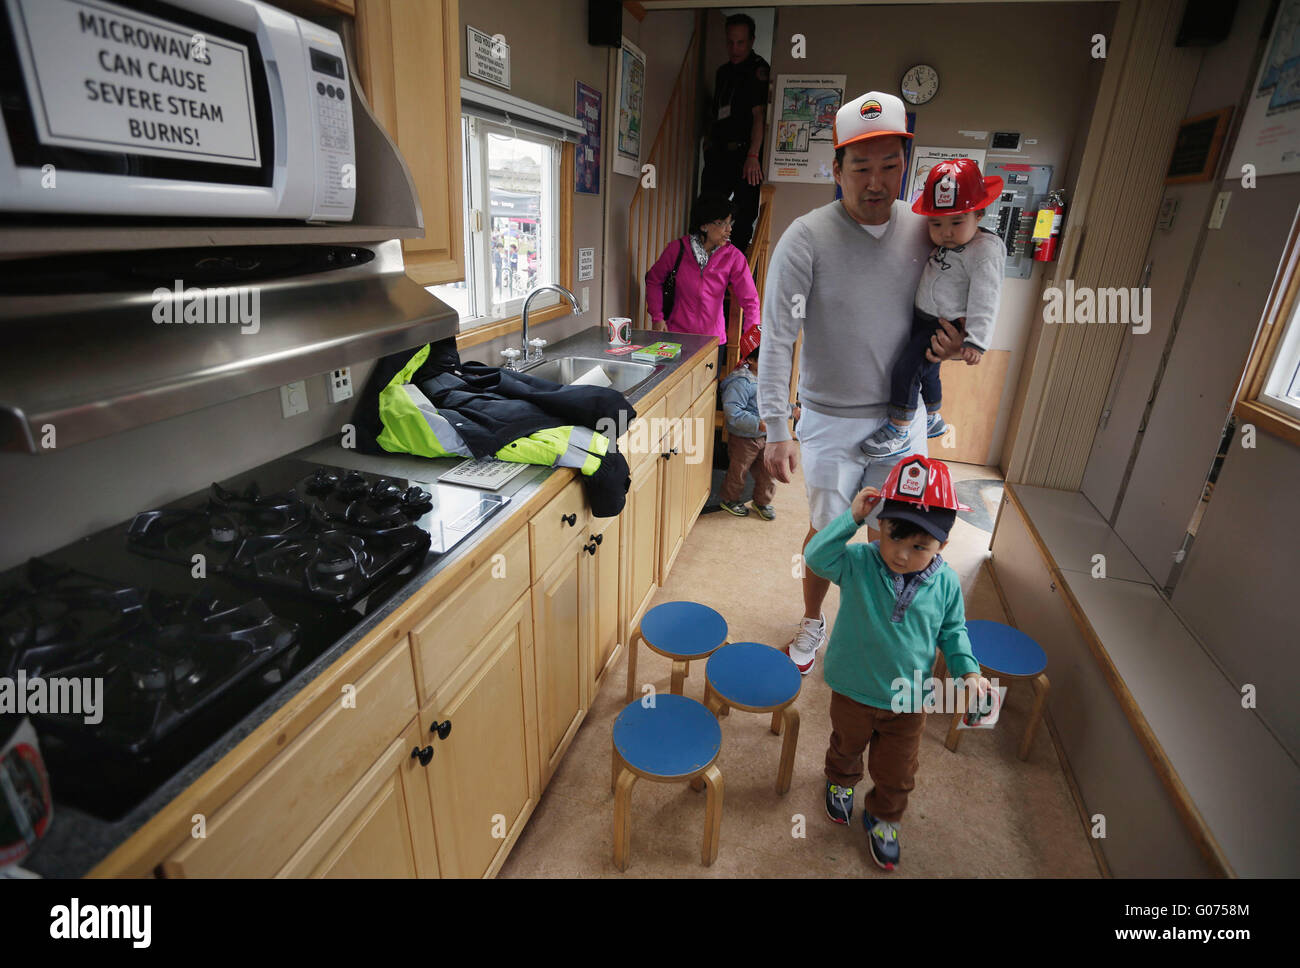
top-left (701, 13), bottom-right (769, 259)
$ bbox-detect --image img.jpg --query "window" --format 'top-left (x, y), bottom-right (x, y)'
top-left (1236, 209), bottom-right (1300, 444)
top-left (430, 117), bottom-right (561, 331)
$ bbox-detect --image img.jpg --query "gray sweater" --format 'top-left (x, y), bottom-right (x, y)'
top-left (914, 228), bottom-right (1006, 352)
top-left (758, 200), bottom-right (932, 442)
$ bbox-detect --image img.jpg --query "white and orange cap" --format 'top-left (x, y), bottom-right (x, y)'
top-left (832, 91), bottom-right (913, 150)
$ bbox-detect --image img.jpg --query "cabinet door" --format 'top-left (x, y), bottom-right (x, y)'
top-left (586, 512), bottom-right (622, 697)
top-left (686, 387), bottom-right (717, 530)
top-left (354, 0), bottom-right (464, 285)
top-left (532, 538), bottom-right (587, 788)
top-left (278, 719), bottom-right (440, 878)
top-left (423, 593), bottom-right (538, 878)
top-left (624, 454), bottom-right (662, 637)
top-left (658, 420), bottom-right (688, 581)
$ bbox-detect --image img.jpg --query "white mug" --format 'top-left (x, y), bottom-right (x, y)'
top-left (605, 317), bottom-right (631, 345)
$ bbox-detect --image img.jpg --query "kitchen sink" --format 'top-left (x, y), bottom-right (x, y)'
top-left (524, 356), bottom-right (658, 394)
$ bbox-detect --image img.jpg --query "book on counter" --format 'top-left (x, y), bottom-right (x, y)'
top-left (630, 341), bottom-right (683, 362)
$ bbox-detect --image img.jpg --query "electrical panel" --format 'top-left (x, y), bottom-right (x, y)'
top-left (979, 163), bottom-right (1054, 279)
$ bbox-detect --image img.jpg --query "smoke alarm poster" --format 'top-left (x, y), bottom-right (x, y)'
top-left (767, 75), bottom-right (845, 184)
top-left (9, 0), bottom-right (261, 167)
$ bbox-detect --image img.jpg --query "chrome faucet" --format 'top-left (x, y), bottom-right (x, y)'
top-left (513, 284), bottom-right (582, 368)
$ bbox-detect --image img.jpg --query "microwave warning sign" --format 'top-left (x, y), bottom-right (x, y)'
top-left (8, 0), bottom-right (261, 167)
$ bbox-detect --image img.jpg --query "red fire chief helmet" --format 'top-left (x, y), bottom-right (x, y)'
top-left (738, 324), bottom-right (761, 362)
top-left (880, 454), bottom-right (971, 512)
top-left (911, 158), bottom-right (1003, 217)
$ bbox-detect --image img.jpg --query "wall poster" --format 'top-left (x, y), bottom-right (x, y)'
top-left (767, 74), bottom-right (846, 184)
top-left (1226, 0), bottom-right (1300, 178)
top-left (575, 81), bottom-right (602, 195)
top-left (613, 38), bottom-right (645, 178)
top-left (904, 146), bottom-right (988, 206)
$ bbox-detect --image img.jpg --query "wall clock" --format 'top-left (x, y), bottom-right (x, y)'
top-left (901, 65), bottom-right (939, 105)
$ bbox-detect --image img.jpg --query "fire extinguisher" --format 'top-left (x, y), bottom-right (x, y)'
top-left (1031, 190), bottom-right (1066, 262)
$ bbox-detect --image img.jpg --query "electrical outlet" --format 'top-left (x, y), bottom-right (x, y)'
top-left (1208, 191), bottom-right (1231, 229)
top-left (581, 287), bottom-right (589, 312)
top-left (327, 367), bottom-right (353, 403)
top-left (280, 381), bottom-right (309, 418)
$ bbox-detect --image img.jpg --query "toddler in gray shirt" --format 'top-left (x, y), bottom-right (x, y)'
top-left (861, 158), bottom-right (1007, 457)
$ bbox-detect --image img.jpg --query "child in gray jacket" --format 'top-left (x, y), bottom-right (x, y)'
top-left (861, 158), bottom-right (1006, 458)
top-left (719, 326), bottom-right (797, 519)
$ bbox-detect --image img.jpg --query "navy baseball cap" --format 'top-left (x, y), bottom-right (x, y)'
top-left (877, 498), bottom-right (956, 543)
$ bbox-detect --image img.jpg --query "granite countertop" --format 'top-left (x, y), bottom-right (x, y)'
top-left (25, 326), bottom-right (715, 878)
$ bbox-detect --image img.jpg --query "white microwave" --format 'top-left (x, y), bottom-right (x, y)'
top-left (0, 0), bottom-right (355, 221)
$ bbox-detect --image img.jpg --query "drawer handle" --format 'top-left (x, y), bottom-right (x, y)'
top-left (706, 362), bottom-right (714, 370)
top-left (1049, 581), bottom-right (1056, 592)
top-left (561, 512), bottom-right (577, 527)
top-left (411, 745), bottom-right (434, 767)
top-left (430, 719), bottom-right (452, 740)
top-left (584, 540), bottom-right (598, 555)
top-left (661, 451), bottom-right (671, 460)
top-left (592, 533), bottom-right (603, 546)
top-left (670, 448), bottom-right (679, 456)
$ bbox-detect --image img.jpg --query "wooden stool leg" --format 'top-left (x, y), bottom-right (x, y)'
top-left (944, 707), bottom-right (964, 752)
top-left (613, 769), bottom-right (637, 872)
top-left (770, 709), bottom-right (783, 735)
top-left (624, 630), bottom-right (640, 704)
top-left (1019, 673), bottom-right (1050, 761)
top-left (611, 745), bottom-right (621, 795)
top-left (670, 659), bottom-right (687, 695)
top-left (776, 706), bottom-right (799, 795)
top-left (700, 764), bottom-right (724, 866)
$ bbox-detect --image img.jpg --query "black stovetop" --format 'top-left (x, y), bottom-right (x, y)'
top-left (0, 457), bottom-right (506, 822)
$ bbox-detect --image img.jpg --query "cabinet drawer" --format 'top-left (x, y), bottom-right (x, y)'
top-left (667, 369), bottom-right (694, 421)
top-left (692, 352), bottom-right (719, 400)
top-left (410, 527), bottom-right (530, 706)
top-left (530, 476), bottom-right (588, 581)
top-left (621, 396), bottom-right (666, 474)
top-left (162, 639), bottom-right (418, 877)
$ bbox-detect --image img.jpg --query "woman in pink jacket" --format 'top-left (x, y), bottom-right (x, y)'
top-left (645, 193), bottom-right (760, 346)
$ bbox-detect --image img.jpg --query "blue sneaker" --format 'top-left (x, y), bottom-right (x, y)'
top-left (926, 411), bottom-right (948, 439)
top-left (825, 782), bottom-right (854, 825)
top-left (864, 812), bottom-right (900, 871)
top-left (859, 421), bottom-right (910, 458)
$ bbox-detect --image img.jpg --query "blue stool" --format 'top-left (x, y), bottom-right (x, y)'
top-left (625, 601), bottom-right (729, 704)
top-left (938, 620), bottom-right (1050, 760)
top-left (702, 643), bottom-right (802, 794)
top-left (611, 694), bottom-right (724, 870)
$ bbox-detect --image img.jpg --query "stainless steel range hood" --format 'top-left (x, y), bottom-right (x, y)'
top-left (0, 241), bottom-right (456, 454)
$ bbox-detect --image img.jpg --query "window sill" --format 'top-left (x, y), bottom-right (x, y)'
top-left (1232, 399), bottom-right (1300, 449)
top-left (456, 301), bottom-right (571, 351)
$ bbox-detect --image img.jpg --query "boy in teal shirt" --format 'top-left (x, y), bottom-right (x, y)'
top-left (803, 454), bottom-right (990, 871)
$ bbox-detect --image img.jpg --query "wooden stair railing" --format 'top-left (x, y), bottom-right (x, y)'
top-left (717, 184), bottom-right (799, 432)
top-left (627, 17), bottom-right (701, 328)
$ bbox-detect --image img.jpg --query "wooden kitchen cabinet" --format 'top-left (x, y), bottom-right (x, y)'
top-left (657, 419), bottom-right (689, 581)
top-left (586, 512), bottom-right (622, 697)
top-left (685, 386), bottom-right (717, 530)
top-left (532, 532), bottom-right (589, 789)
top-left (277, 719), bottom-right (440, 878)
top-left (420, 591), bottom-right (539, 878)
top-left (353, 0), bottom-right (465, 285)
top-left (623, 447), bottom-right (663, 640)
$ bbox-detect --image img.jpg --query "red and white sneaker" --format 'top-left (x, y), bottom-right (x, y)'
top-left (784, 614), bottom-right (827, 675)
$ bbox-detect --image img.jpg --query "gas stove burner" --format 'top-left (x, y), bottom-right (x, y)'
top-left (210, 514), bottom-right (239, 545)
top-left (313, 547), bottom-right (359, 576)
top-left (401, 486), bottom-right (433, 515)
top-left (338, 470), bottom-right (368, 498)
top-left (305, 469), bottom-right (339, 495)
top-left (369, 479), bottom-right (403, 505)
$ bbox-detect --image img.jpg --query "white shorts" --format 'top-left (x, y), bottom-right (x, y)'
top-left (796, 402), bottom-right (928, 531)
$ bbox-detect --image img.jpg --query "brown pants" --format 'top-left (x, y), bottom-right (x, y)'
top-left (824, 691), bottom-right (927, 823)
top-left (720, 435), bottom-right (775, 505)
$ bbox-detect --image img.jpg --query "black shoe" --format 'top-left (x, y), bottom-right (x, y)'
top-left (825, 781), bottom-right (854, 825)
top-left (720, 500), bottom-right (749, 517)
top-left (863, 811), bottom-right (900, 871)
